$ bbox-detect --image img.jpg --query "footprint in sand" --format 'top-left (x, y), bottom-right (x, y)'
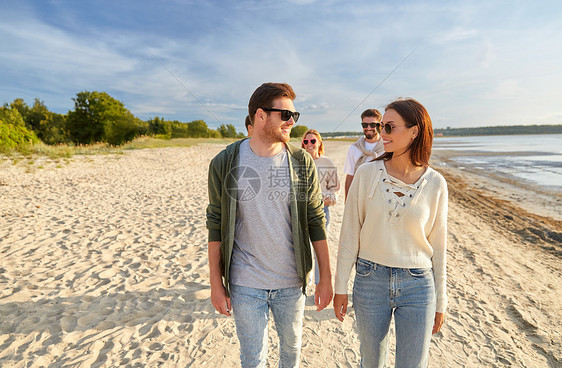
top-left (194, 289), bottom-right (211, 300)
top-left (82, 295), bottom-right (96, 303)
top-left (149, 342), bottom-right (163, 351)
top-left (60, 315), bottom-right (77, 332)
top-left (98, 268), bottom-right (116, 279)
top-left (19, 316), bottom-right (41, 333)
top-left (77, 314), bottom-right (103, 328)
top-left (95, 320), bottom-right (116, 331)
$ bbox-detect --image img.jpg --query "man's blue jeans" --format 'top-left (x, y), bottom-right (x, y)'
top-left (230, 284), bottom-right (306, 368)
top-left (352, 258), bottom-right (436, 368)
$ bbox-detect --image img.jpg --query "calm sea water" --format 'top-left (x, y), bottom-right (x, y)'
top-left (433, 134), bottom-right (562, 188)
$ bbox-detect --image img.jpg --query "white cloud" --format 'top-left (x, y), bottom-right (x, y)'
top-left (287, 0), bottom-right (318, 4)
top-left (432, 28), bottom-right (479, 44)
top-left (0, 22), bottom-right (136, 80)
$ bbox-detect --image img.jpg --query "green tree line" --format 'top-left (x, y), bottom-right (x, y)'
top-left (0, 91), bottom-right (246, 150)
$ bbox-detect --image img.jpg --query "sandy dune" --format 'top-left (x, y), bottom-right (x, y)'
top-left (0, 140), bottom-right (560, 367)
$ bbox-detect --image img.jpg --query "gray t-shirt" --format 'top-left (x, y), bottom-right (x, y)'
top-left (229, 139), bottom-right (301, 289)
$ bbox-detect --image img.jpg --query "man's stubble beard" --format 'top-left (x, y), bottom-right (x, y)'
top-left (364, 131), bottom-right (376, 140)
top-left (263, 119), bottom-right (291, 144)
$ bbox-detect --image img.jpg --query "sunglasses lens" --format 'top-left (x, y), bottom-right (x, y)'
top-left (303, 140), bottom-right (308, 144)
top-left (310, 139), bottom-right (316, 144)
top-left (362, 123), bottom-right (379, 129)
top-left (384, 124), bottom-right (392, 134)
top-left (280, 110), bottom-right (300, 123)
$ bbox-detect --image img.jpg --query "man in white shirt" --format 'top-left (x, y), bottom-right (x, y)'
top-left (343, 109), bottom-right (384, 198)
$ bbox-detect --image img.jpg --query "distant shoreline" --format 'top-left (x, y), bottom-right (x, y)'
top-left (324, 133), bottom-right (562, 140)
top-left (321, 124), bottom-right (562, 138)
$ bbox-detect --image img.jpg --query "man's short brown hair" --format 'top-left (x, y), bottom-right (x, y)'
top-left (248, 83), bottom-right (296, 124)
top-left (360, 108), bottom-right (382, 121)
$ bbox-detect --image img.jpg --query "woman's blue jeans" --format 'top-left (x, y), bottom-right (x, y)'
top-left (230, 284), bottom-right (306, 368)
top-left (352, 258), bottom-right (436, 368)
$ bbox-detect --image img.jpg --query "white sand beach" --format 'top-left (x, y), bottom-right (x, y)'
top-left (1, 140), bottom-right (561, 367)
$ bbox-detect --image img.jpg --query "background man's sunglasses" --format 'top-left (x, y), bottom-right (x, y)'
top-left (361, 122), bottom-right (382, 130)
top-left (261, 108), bottom-right (300, 123)
top-left (302, 139), bottom-right (317, 145)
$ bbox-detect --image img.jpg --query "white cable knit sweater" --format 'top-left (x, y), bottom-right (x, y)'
top-left (335, 159), bottom-right (449, 313)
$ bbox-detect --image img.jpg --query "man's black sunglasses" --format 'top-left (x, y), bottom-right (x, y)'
top-left (261, 108), bottom-right (300, 123)
top-left (361, 122), bottom-right (382, 131)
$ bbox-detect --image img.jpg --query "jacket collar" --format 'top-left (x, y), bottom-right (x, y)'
top-left (226, 138), bottom-right (305, 162)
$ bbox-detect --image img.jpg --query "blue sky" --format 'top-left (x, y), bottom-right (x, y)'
top-left (1, 0), bottom-right (561, 132)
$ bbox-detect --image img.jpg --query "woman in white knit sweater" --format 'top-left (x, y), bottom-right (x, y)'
top-left (333, 99), bottom-right (448, 367)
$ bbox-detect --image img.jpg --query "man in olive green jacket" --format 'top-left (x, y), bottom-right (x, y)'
top-left (206, 82), bottom-right (333, 367)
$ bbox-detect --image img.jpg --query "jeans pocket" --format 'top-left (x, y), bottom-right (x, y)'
top-left (355, 258), bottom-right (374, 277)
top-left (407, 267), bottom-right (432, 277)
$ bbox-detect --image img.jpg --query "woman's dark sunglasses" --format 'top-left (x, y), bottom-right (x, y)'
top-left (382, 124), bottom-right (393, 134)
top-left (302, 139), bottom-right (317, 145)
top-left (361, 122), bottom-right (382, 131)
top-left (261, 108), bottom-right (300, 123)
